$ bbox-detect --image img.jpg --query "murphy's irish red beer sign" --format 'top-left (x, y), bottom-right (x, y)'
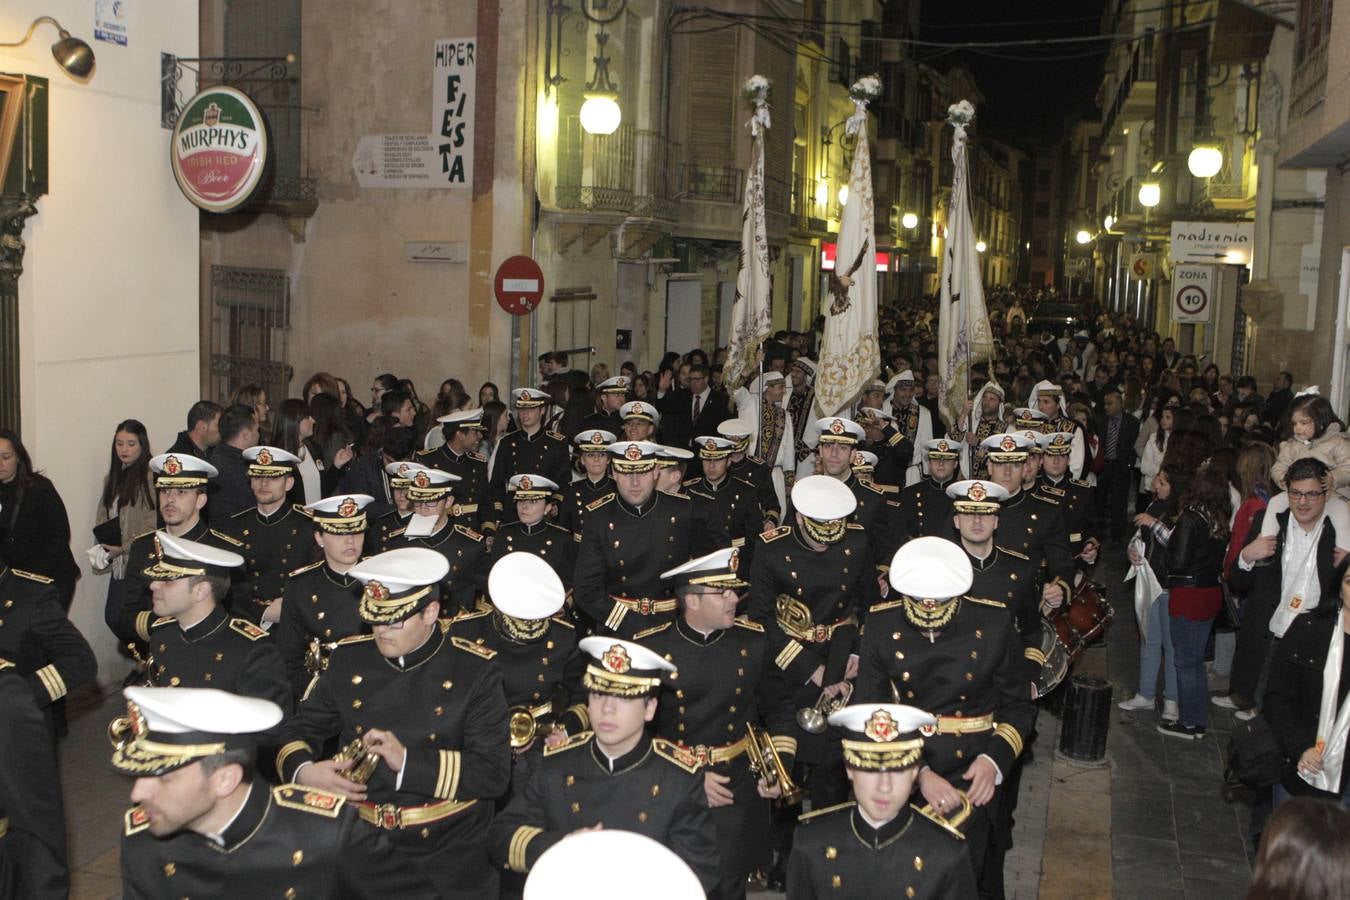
top-left (171, 86), bottom-right (269, 213)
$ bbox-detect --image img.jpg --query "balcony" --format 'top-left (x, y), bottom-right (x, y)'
top-left (1290, 41), bottom-right (1328, 122)
top-left (554, 119), bottom-right (678, 220)
top-left (1100, 33), bottom-right (1157, 144)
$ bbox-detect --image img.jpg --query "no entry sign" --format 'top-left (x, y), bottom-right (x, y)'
top-left (494, 256), bottom-right (545, 315)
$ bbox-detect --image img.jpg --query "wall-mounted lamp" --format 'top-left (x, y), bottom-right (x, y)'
top-left (1187, 143), bottom-right (1223, 178)
top-left (901, 211), bottom-right (918, 229)
top-left (579, 29), bottom-right (621, 136)
top-left (837, 185), bottom-right (849, 207)
top-left (975, 240), bottom-right (987, 253)
top-left (0, 16), bottom-right (95, 79)
top-left (1075, 229), bottom-right (1093, 245)
top-left (1137, 181), bottom-right (1160, 208)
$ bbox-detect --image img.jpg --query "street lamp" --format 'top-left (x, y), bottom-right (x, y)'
top-left (975, 240), bottom-right (987, 253)
top-left (837, 185), bottom-right (849, 207)
top-left (814, 181), bottom-right (829, 207)
top-left (1138, 181), bottom-right (1160, 208)
top-left (901, 212), bottom-right (918, 229)
top-left (0, 16), bottom-right (95, 79)
top-left (579, 29), bottom-right (621, 135)
top-left (1103, 214), bottom-right (1115, 230)
top-left (1075, 229), bottom-right (1092, 245)
top-left (1187, 143), bottom-right (1223, 178)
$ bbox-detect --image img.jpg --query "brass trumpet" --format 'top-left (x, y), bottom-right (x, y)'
top-left (796, 682), bottom-right (854, 734)
top-left (107, 714), bottom-right (133, 750)
top-left (745, 723), bottom-right (802, 805)
top-left (304, 637), bottom-right (338, 677)
top-left (331, 737), bottom-right (381, 785)
top-left (918, 789), bottom-right (973, 835)
top-left (508, 706), bottom-right (558, 751)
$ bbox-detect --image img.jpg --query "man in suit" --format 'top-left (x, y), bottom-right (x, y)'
top-left (656, 363), bottom-right (729, 450)
top-left (1261, 371), bottom-right (1294, 427)
top-left (1091, 389), bottom-right (1138, 542)
top-left (1225, 458), bottom-right (1344, 713)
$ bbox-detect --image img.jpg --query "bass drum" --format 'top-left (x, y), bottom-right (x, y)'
top-left (1034, 619), bottom-right (1069, 696)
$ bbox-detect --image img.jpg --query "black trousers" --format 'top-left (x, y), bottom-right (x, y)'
top-left (1096, 459), bottom-right (1131, 539)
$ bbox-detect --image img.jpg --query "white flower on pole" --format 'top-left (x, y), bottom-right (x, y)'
top-left (741, 74), bottom-right (772, 136)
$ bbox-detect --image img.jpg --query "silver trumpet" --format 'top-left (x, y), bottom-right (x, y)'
top-left (796, 682), bottom-right (854, 734)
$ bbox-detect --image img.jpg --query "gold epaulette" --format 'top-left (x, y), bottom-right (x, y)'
top-left (799, 800), bottom-right (855, 823)
top-left (11, 568), bottom-right (53, 584)
top-left (389, 526), bottom-right (408, 538)
top-left (451, 635), bottom-right (497, 659)
top-left (686, 488), bottom-right (714, 501)
top-left (652, 738), bottom-right (701, 774)
top-left (1071, 478), bottom-right (1091, 488)
top-left (912, 802), bottom-right (967, 840)
top-left (965, 596), bottom-right (1007, 609)
top-left (544, 730), bottom-right (593, 756)
top-left (761, 525), bottom-right (791, 542)
top-left (336, 633), bottom-right (374, 646)
top-left (414, 447), bottom-right (434, 457)
top-left (469, 451), bottom-right (487, 462)
top-left (664, 491), bottom-right (691, 501)
top-left (547, 430), bottom-right (567, 441)
top-left (856, 480), bottom-right (885, 495)
top-left (733, 616), bottom-right (764, 633)
top-left (454, 524), bottom-right (484, 542)
top-left (586, 494), bottom-right (616, 512)
top-left (150, 615), bottom-right (177, 629)
top-left (230, 507), bottom-right (253, 519)
top-left (451, 607), bottom-right (492, 624)
top-left (633, 622), bottom-right (672, 640)
top-left (1039, 484), bottom-right (1066, 497)
top-left (288, 560), bottom-right (324, 577)
top-left (273, 784), bottom-right (345, 818)
top-left (131, 527), bottom-right (158, 543)
top-left (210, 529), bottom-right (245, 547)
top-left (733, 475), bottom-right (757, 488)
top-left (995, 546), bottom-right (1030, 560)
top-left (293, 503), bottom-right (312, 517)
top-left (845, 522), bottom-right (864, 530)
top-left (873, 483), bottom-right (901, 493)
top-left (230, 618), bottom-right (269, 640)
top-left (888, 432), bottom-right (906, 446)
top-left (747, 454), bottom-right (766, 465)
top-left (869, 599), bottom-right (904, 613)
top-left (550, 614), bottom-right (575, 629)
top-left (1031, 493), bottom-right (1059, 506)
top-left (681, 476), bottom-right (702, 487)
top-left (124, 806), bottom-right (152, 836)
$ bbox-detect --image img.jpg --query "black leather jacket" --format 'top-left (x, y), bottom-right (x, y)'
top-left (1156, 507), bottom-right (1227, 588)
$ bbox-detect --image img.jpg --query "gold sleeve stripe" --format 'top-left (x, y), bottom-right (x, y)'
top-left (604, 603), bottom-right (628, 633)
top-left (770, 735), bottom-right (798, 757)
top-left (508, 825), bottom-right (544, 873)
top-left (567, 703), bottom-right (590, 730)
top-left (276, 740), bottom-right (310, 773)
top-left (435, 749), bottom-right (461, 800)
top-left (135, 610), bottom-right (153, 642)
top-left (774, 640), bottom-right (804, 672)
top-left (1024, 647), bottom-right (1047, 664)
top-left (994, 723), bottom-right (1024, 758)
top-left (36, 665), bottom-right (67, 701)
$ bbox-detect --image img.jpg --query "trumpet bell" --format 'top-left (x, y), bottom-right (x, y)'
top-left (509, 707), bottom-right (539, 750)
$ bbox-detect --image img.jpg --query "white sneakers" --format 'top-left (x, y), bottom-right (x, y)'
top-left (1162, 700), bottom-right (1179, 723)
top-left (1211, 694), bottom-right (1240, 709)
top-left (1117, 694), bottom-right (1154, 711)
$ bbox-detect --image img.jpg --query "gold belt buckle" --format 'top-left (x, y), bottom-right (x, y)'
top-left (378, 803), bottom-right (401, 829)
top-left (691, 745), bottom-right (711, 767)
top-left (638, 598), bottom-right (652, 615)
top-left (812, 624), bottom-right (829, 642)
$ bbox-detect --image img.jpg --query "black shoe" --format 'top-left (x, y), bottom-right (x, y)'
top-left (765, 850), bottom-right (788, 892)
top-left (1157, 720), bottom-right (1205, 740)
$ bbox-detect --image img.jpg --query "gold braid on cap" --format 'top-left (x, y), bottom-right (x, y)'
top-left (801, 515), bottom-right (848, 544)
top-left (902, 595), bottom-right (960, 632)
top-left (494, 611), bottom-right (550, 643)
top-left (582, 665), bottom-right (661, 697)
top-left (841, 739), bottom-right (925, 771)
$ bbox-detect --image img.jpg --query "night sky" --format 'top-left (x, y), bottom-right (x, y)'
top-left (918, 0), bottom-right (1109, 142)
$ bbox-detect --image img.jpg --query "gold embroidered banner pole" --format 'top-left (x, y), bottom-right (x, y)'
top-left (937, 100), bottom-right (995, 431)
top-left (814, 76), bottom-right (881, 417)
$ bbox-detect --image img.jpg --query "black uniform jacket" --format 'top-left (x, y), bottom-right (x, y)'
top-left (120, 781), bottom-right (440, 899)
top-left (786, 801), bottom-right (977, 899)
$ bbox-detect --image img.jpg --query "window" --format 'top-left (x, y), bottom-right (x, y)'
top-left (209, 266), bottom-right (293, 406)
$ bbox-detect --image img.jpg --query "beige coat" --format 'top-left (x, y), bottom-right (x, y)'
top-left (94, 472), bottom-right (158, 579)
top-left (1271, 423), bottom-right (1350, 500)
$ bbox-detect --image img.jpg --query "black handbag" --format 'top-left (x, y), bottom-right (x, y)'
top-left (1224, 713), bottom-right (1287, 789)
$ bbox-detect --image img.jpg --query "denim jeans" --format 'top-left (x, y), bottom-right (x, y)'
top-left (1138, 591), bottom-right (1177, 702)
top-left (1169, 613), bottom-right (1216, 729)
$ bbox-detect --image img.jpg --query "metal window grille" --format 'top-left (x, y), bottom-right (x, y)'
top-left (208, 265), bottom-right (292, 405)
